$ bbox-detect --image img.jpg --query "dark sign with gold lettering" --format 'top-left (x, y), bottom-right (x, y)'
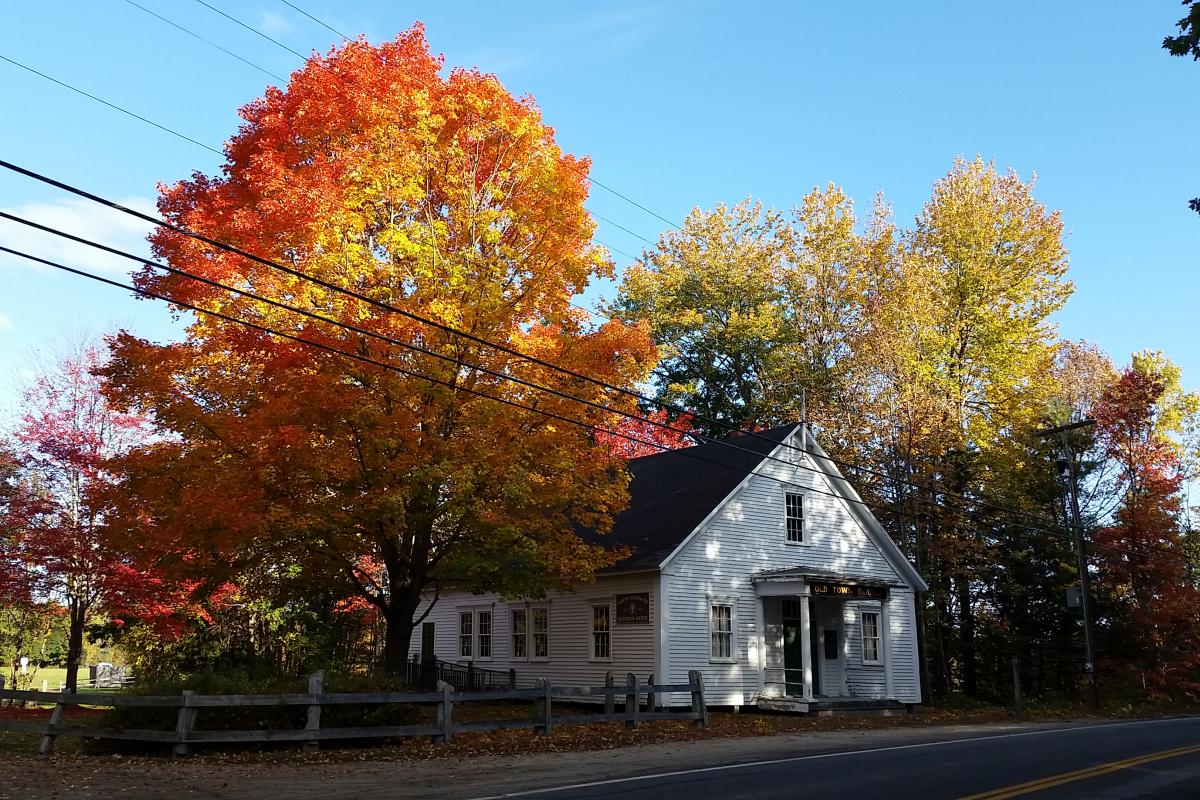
top-left (615, 592), bottom-right (650, 624)
top-left (809, 582), bottom-right (888, 600)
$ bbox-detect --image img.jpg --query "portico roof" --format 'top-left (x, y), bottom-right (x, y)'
top-left (750, 566), bottom-right (905, 588)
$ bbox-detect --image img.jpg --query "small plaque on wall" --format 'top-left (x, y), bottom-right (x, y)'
top-left (615, 592), bottom-right (651, 624)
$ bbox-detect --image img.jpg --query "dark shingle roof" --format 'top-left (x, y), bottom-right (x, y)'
top-left (587, 423), bottom-right (800, 571)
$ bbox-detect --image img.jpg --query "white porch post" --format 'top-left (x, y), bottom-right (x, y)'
top-left (800, 586), bottom-right (814, 701)
top-left (882, 594), bottom-right (894, 701)
top-left (753, 594), bottom-right (766, 699)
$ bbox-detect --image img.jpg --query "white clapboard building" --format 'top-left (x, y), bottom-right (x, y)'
top-left (409, 423), bottom-right (926, 711)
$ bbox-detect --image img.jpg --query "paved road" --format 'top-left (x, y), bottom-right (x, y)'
top-left (467, 717), bottom-right (1200, 800)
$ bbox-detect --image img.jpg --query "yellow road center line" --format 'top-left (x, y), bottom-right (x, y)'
top-left (958, 742), bottom-right (1200, 800)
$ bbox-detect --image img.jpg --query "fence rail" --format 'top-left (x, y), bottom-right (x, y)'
top-left (0, 670), bottom-right (707, 755)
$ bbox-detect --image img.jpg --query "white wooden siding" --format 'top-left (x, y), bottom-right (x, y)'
top-left (886, 589), bottom-right (921, 703)
top-left (664, 432), bottom-right (920, 705)
top-left (842, 601), bottom-right (885, 698)
top-left (408, 573), bottom-right (659, 691)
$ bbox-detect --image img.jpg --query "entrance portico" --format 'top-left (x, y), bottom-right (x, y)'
top-left (753, 567), bottom-right (901, 711)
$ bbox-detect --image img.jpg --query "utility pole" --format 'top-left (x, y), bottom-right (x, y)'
top-left (1037, 418), bottom-right (1099, 709)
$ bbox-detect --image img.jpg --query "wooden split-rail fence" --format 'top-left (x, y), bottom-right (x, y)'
top-left (0, 670), bottom-right (708, 756)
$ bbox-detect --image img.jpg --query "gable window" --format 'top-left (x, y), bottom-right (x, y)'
top-left (861, 610), bottom-right (882, 665)
top-left (531, 606), bottom-right (550, 660)
top-left (786, 492), bottom-right (804, 542)
top-left (458, 611), bottom-right (473, 659)
top-left (458, 608), bottom-right (492, 661)
top-left (511, 608), bottom-right (528, 660)
top-left (710, 601), bottom-right (734, 661)
top-left (591, 604), bottom-right (611, 661)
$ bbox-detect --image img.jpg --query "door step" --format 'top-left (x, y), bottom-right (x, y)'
top-left (757, 697), bottom-right (909, 716)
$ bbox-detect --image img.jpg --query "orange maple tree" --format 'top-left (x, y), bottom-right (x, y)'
top-left (102, 26), bottom-right (656, 672)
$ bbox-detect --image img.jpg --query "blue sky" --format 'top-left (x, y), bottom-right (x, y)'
top-left (1, 1), bottom-right (1197, 414)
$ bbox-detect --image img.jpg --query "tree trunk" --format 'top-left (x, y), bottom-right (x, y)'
top-left (65, 600), bottom-right (87, 694)
top-left (381, 599), bottom-right (420, 677)
top-left (955, 574), bottom-right (977, 696)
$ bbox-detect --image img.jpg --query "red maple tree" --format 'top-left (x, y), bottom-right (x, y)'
top-left (1093, 362), bottom-right (1200, 695)
top-left (595, 409), bottom-right (696, 459)
top-left (4, 339), bottom-right (159, 692)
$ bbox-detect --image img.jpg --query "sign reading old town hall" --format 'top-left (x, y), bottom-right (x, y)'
top-left (809, 582), bottom-right (889, 600)
top-left (615, 592), bottom-right (651, 624)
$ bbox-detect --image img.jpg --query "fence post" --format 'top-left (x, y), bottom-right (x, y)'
top-left (1011, 657), bottom-right (1023, 719)
top-left (38, 691), bottom-right (67, 756)
top-left (647, 674), bottom-right (656, 713)
top-left (509, 668), bottom-right (516, 690)
top-left (604, 670), bottom-right (615, 716)
top-left (433, 683), bottom-right (454, 744)
top-left (467, 661), bottom-right (475, 691)
top-left (688, 670), bottom-right (708, 729)
top-left (305, 670), bottom-right (324, 751)
top-left (533, 678), bottom-right (553, 736)
top-left (626, 673), bottom-right (640, 731)
top-left (173, 690), bottom-right (197, 757)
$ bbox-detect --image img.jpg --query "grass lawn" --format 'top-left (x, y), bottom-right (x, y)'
top-left (6, 666), bottom-right (80, 691)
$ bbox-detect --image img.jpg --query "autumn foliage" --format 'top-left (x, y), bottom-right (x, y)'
top-left (101, 27), bottom-right (656, 672)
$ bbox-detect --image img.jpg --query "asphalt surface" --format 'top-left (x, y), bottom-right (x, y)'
top-left (466, 717), bottom-right (1200, 800)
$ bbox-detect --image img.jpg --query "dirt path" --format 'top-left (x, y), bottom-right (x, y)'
top-left (0, 720), bottom-right (1111, 800)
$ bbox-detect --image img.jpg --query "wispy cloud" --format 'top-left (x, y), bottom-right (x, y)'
top-left (0, 312), bottom-right (13, 331)
top-left (455, 5), bottom-right (661, 78)
top-left (0, 196), bottom-right (157, 276)
top-left (259, 9), bottom-right (297, 37)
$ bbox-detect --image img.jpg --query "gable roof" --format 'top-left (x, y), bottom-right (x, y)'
top-left (586, 423), bottom-right (929, 592)
top-left (586, 423), bottom-right (801, 571)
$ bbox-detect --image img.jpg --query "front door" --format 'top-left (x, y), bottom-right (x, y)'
top-left (421, 622), bottom-right (435, 663)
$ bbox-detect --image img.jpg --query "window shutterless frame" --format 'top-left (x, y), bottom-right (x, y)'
top-left (589, 600), bottom-right (612, 662)
top-left (457, 606), bottom-right (494, 662)
top-left (530, 604), bottom-right (551, 661)
top-left (707, 595), bottom-right (736, 663)
top-left (860, 607), bottom-right (883, 666)
top-left (510, 606), bottom-right (529, 661)
top-left (785, 492), bottom-right (805, 543)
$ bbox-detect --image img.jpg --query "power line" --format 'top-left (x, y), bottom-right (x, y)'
top-left (6, 207), bottom-right (1185, 573)
top-left (0, 54), bottom-right (223, 156)
top-left (0, 158), bottom-right (1071, 534)
top-left (3, 235), bottom-right (1187, 571)
top-left (192, 0), bottom-right (308, 60)
top-left (0, 243), bottom-right (899, 519)
top-left (121, 0), bottom-right (287, 82)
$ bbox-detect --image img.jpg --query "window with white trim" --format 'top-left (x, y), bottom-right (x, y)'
top-left (477, 609), bottom-right (492, 659)
top-left (458, 608), bottom-right (493, 661)
top-left (531, 606), bottom-right (550, 659)
top-left (458, 611), bottom-right (473, 658)
top-left (785, 492), bottom-right (804, 542)
top-left (591, 604), bottom-right (611, 660)
top-left (511, 608), bottom-right (528, 660)
top-left (710, 602), bottom-right (734, 661)
top-left (861, 610), bottom-right (882, 665)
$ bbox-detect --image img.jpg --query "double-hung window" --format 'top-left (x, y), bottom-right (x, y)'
top-left (591, 603), bottom-right (611, 661)
top-left (458, 608), bottom-right (492, 661)
top-left (861, 609), bottom-right (882, 665)
top-left (458, 611), bottom-right (473, 659)
top-left (511, 608), bottom-right (528, 659)
top-left (531, 606), bottom-right (550, 660)
top-left (786, 492), bottom-right (805, 543)
top-left (709, 601), bottom-right (734, 661)
top-left (477, 609), bottom-right (492, 659)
